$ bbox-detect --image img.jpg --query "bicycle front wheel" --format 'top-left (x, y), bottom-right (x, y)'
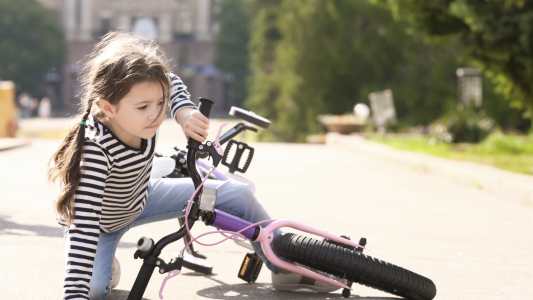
top-left (273, 233), bottom-right (436, 300)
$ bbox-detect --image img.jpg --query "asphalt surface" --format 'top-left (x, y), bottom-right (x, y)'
top-left (1, 122), bottom-right (532, 299)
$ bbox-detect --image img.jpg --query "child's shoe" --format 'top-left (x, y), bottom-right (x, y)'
top-left (271, 271), bottom-right (341, 293)
top-left (110, 256), bottom-right (121, 289)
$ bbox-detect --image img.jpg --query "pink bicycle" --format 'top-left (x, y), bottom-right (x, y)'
top-left (127, 98), bottom-right (437, 300)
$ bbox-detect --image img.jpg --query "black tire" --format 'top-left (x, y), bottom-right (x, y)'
top-left (273, 233), bottom-right (436, 300)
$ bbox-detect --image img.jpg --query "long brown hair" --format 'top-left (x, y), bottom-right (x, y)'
top-left (48, 32), bottom-right (171, 225)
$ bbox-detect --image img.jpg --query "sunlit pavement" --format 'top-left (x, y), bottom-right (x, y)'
top-left (1, 121), bottom-right (532, 299)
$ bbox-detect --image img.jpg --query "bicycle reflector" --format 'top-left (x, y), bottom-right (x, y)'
top-left (199, 187), bottom-right (217, 212)
top-left (238, 253), bottom-right (263, 283)
top-left (222, 140), bottom-right (254, 174)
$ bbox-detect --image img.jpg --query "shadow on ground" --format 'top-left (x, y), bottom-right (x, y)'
top-left (108, 280), bottom-right (400, 300)
top-left (192, 273), bottom-right (400, 300)
top-left (0, 214), bottom-right (63, 237)
top-left (106, 289), bottom-right (150, 300)
top-left (0, 215), bottom-right (140, 248)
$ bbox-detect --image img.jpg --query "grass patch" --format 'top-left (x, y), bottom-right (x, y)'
top-left (371, 131), bottom-right (533, 175)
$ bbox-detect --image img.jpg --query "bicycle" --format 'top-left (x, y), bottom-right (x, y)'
top-left (127, 98), bottom-right (437, 300)
top-left (152, 105), bottom-right (265, 275)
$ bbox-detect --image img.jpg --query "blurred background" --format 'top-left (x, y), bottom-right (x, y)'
top-left (1, 0), bottom-right (533, 174)
top-left (1, 3), bottom-right (533, 298)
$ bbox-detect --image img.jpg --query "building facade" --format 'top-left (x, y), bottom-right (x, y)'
top-left (37, 0), bottom-right (230, 117)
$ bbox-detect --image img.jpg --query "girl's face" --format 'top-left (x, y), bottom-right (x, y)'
top-left (101, 81), bottom-right (166, 143)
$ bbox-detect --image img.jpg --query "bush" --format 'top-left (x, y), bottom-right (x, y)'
top-left (476, 130), bottom-right (533, 155)
top-left (446, 106), bottom-right (494, 143)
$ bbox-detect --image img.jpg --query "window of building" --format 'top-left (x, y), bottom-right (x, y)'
top-left (177, 11), bottom-right (192, 34)
top-left (100, 18), bottom-right (111, 35)
top-left (132, 17), bottom-right (158, 40)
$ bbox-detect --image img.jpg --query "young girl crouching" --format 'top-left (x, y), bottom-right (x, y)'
top-left (48, 32), bottom-right (337, 300)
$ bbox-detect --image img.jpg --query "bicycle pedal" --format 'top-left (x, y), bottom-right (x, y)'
top-left (192, 250), bottom-right (207, 260)
top-left (222, 140), bottom-right (254, 174)
top-left (181, 255), bottom-right (213, 274)
top-left (238, 253), bottom-right (263, 283)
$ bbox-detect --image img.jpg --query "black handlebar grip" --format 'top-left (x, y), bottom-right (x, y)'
top-left (198, 97), bottom-right (215, 118)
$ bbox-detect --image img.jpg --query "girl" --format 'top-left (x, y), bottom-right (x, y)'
top-left (48, 32), bottom-right (337, 300)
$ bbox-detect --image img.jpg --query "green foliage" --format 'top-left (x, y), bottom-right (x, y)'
top-left (481, 76), bottom-right (531, 132)
top-left (213, 0), bottom-right (251, 107)
top-left (446, 106), bottom-right (494, 143)
top-left (476, 130), bottom-right (533, 155)
top-left (372, 0), bottom-right (533, 112)
top-left (372, 131), bottom-right (533, 174)
top-left (246, 0), bottom-right (285, 141)
top-left (240, 0), bottom-right (530, 141)
top-left (247, 0), bottom-right (468, 142)
top-left (0, 0), bottom-right (66, 96)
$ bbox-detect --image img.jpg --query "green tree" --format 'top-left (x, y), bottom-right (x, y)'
top-left (247, 0), bottom-right (466, 142)
top-left (372, 0), bottom-right (533, 113)
top-left (0, 0), bottom-right (66, 96)
top-left (213, 0), bottom-right (252, 108)
top-left (246, 0), bottom-right (284, 139)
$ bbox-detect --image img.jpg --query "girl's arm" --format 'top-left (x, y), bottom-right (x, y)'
top-left (168, 73), bottom-right (195, 119)
top-left (63, 141), bottom-right (109, 299)
top-left (168, 73), bottom-right (210, 142)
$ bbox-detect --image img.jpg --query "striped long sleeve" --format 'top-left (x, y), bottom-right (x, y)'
top-left (168, 73), bottom-right (196, 119)
top-left (61, 74), bottom-right (190, 299)
top-left (63, 141), bottom-right (109, 299)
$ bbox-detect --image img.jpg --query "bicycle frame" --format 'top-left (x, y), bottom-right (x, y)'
top-left (207, 211), bottom-right (360, 290)
top-left (126, 99), bottom-right (361, 299)
top-left (196, 150), bottom-right (361, 289)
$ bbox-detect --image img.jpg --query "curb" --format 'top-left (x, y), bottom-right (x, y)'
top-left (326, 133), bottom-right (533, 205)
top-left (0, 138), bottom-right (32, 152)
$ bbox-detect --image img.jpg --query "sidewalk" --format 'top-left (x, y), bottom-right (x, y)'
top-left (0, 138), bottom-right (31, 151)
top-left (326, 133), bottom-right (533, 205)
top-left (2, 139), bottom-right (532, 299)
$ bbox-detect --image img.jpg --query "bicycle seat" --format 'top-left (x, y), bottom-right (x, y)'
top-left (229, 107), bottom-right (271, 129)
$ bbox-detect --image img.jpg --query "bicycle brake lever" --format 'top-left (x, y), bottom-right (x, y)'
top-left (159, 269), bottom-right (181, 299)
top-left (214, 122), bottom-right (227, 156)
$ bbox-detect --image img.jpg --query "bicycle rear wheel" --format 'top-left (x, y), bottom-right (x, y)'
top-left (273, 233), bottom-right (436, 300)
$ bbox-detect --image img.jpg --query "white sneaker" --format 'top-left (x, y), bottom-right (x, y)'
top-left (271, 271), bottom-right (342, 293)
top-left (110, 256), bottom-right (121, 289)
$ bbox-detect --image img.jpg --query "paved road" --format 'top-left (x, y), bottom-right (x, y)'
top-left (1, 131), bottom-right (532, 299)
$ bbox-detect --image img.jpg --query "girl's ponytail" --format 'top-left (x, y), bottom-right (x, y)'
top-left (48, 31), bottom-right (170, 226)
top-left (48, 98), bottom-right (94, 226)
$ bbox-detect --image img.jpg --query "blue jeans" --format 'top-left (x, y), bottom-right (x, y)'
top-left (64, 178), bottom-right (283, 300)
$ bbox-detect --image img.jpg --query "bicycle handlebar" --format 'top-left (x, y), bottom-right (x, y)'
top-left (218, 123), bottom-right (258, 145)
top-left (195, 122), bottom-right (256, 159)
top-left (151, 98), bottom-right (214, 256)
top-left (189, 98), bottom-right (214, 188)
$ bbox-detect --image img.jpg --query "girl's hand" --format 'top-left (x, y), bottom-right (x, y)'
top-left (176, 107), bottom-right (210, 142)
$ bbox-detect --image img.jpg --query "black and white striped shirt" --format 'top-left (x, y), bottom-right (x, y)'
top-left (61, 74), bottom-right (195, 299)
